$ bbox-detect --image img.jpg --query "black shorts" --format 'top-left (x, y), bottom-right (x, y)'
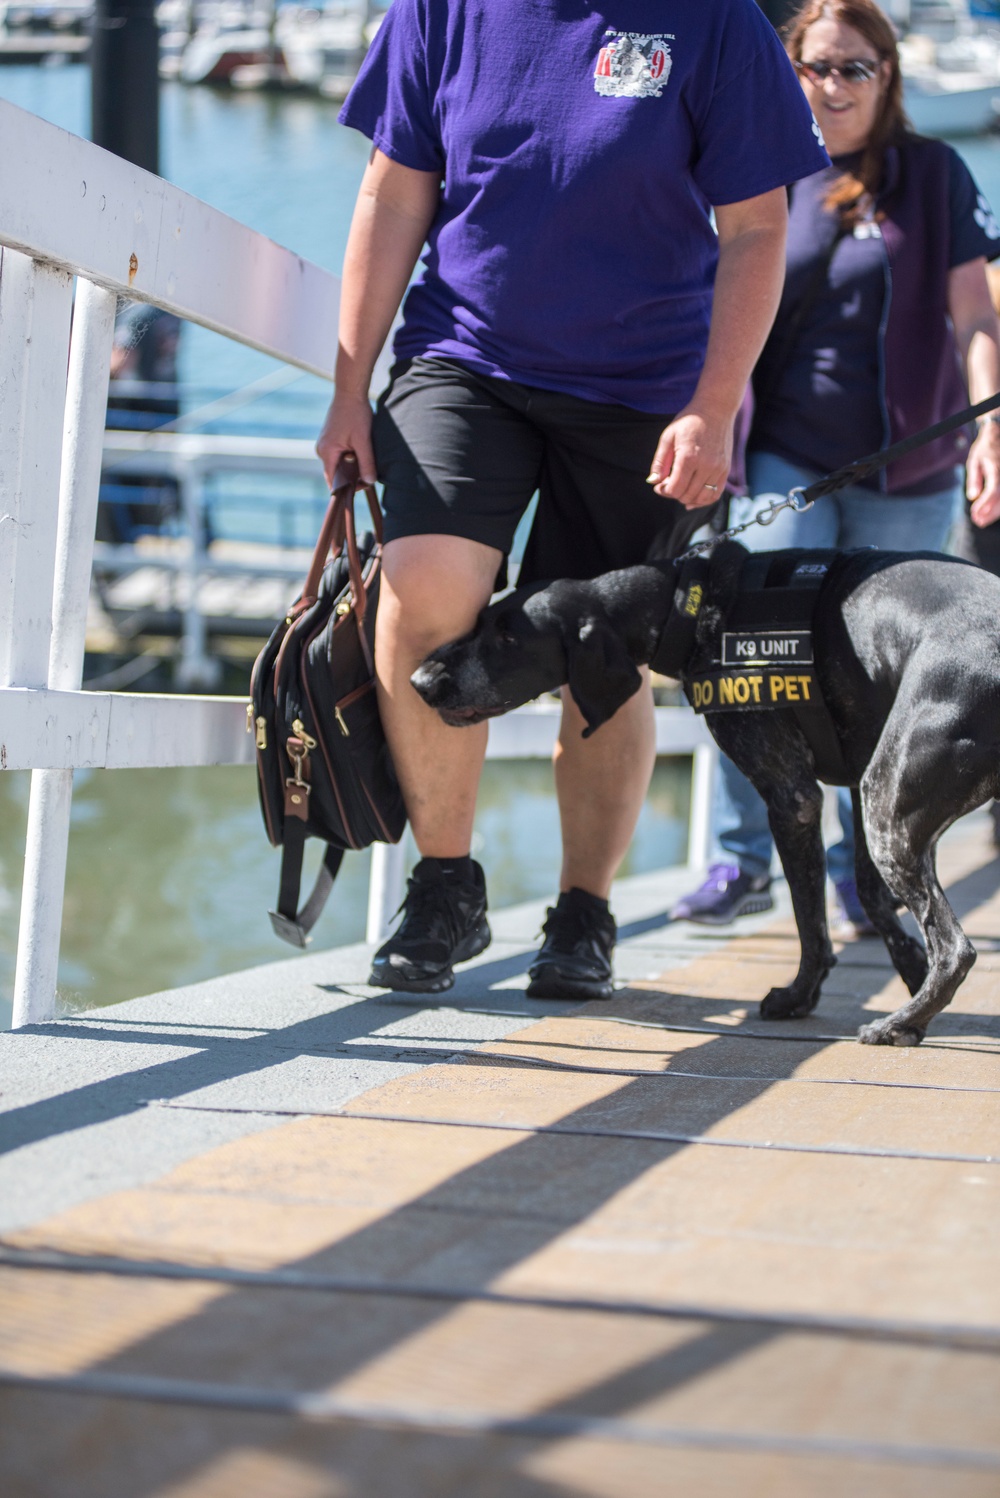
top-left (372, 357), bottom-right (712, 586)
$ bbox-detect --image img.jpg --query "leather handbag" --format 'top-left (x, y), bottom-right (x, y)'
top-left (249, 456), bottom-right (406, 946)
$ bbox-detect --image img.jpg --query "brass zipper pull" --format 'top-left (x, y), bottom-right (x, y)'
top-left (247, 705), bottom-right (268, 750)
top-left (291, 718), bottom-right (318, 750)
top-left (334, 706), bottom-right (350, 737)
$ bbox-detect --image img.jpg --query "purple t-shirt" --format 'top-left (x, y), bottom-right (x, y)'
top-left (339, 0), bottom-right (828, 412)
top-left (753, 144), bottom-right (1000, 492)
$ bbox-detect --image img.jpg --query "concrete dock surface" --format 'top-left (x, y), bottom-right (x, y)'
top-left (2, 814), bottom-right (1000, 1497)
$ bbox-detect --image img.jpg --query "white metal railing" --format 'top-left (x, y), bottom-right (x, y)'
top-left (0, 98), bottom-right (716, 1030)
top-left (96, 430), bottom-right (324, 690)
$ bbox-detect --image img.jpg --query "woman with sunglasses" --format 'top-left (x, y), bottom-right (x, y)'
top-left (673, 0), bottom-right (1000, 933)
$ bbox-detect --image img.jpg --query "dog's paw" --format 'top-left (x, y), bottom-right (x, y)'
top-left (759, 986), bottom-right (817, 1021)
top-left (857, 1017), bottom-right (925, 1047)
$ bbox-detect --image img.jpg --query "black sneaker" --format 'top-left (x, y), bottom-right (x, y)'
top-left (671, 863), bottom-right (773, 925)
top-left (369, 858), bottom-right (490, 993)
top-left (526, 888), bottom-right (616, 1001)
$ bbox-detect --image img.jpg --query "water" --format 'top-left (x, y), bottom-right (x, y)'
top-left (0, 759), bottom-right (692, 1027)
top-left (3, 64), bottom-right (1000, 1023)
top-left (0, 64), bottom-right (368, 387)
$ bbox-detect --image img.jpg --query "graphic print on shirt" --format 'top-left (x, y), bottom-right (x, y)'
top-left (594, 32), bottom-right (672, 99)
top-left (974, 191), bottom-right (1000, 241)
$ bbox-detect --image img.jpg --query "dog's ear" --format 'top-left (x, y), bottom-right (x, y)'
top-left (565, 617), bottom-right (643, 738)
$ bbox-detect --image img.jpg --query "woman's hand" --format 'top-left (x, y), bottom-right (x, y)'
top-left (948, 258), bottom-right (1000, 528)
top-left (647, 405), bottom-right (733, 508)
top-left (316, 390), bottom-right (376, 491)
top-left (968, 419), bottom-right (1000, 527)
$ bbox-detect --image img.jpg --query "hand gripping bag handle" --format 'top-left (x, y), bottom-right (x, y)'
top-left (303, 453), bottom-right (383, 617)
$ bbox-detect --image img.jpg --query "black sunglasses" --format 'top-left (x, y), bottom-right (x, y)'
top-left (795, 57), bottom-right (881, 85)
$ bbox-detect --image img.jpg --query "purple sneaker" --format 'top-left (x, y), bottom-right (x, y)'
top-left (833, 878), bottom-right (876, 937)
top-left (671, 863), bottom-right (773, 926)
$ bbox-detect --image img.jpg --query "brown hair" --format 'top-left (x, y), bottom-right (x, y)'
top-left (783, 0), bottom-right (911, 222)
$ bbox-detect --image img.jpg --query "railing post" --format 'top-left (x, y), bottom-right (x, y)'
top-left (366, 841), bottom-right (408, 946)
top-left (687, 741), bottom-right (717, 872)
top-left (12, 278), bottom-right (116, 1029)
top-left (175, 462), bottom-right (222, 691)
top-left (0, 249), bottom-right (73, 689)
top-left (48, 281), bottom-right (118, 693)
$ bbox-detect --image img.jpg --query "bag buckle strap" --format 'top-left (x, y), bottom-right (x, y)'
top-left (284, 735), bottom-right (312, 820)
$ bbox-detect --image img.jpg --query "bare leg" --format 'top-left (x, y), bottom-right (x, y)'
top-left (376, 534), bottom-right (501, 857)
top-left (555, 671), bottom-right (656, 900)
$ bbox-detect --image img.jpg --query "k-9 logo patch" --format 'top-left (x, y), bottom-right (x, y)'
top-left (594, 31), bottom-right (672, 99)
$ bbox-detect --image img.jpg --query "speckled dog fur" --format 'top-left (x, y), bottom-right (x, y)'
top-left (412, 544), bottom-right (1000, 1046)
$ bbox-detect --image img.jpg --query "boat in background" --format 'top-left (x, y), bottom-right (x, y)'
top-left (893, 0), bottom-right (1000, 136)
top-left (175, 1), bottom-right (284, 85)
top-left (0, 0), bottom-right (91, 60)
top-left (277, 3), bottom-right (366, 96)
top-left (159, 0), bottom-right (383, 94)
top-left (901, 26), bottom-right (1000, 134)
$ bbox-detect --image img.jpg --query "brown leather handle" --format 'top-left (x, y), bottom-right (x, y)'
top-left (302, 451), bottom-right (384, 609)
top-left (343, 497), bottom-right (367, 625)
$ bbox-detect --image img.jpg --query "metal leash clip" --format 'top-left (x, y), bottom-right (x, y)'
top-left (678, 485), bottom-right (812, 561)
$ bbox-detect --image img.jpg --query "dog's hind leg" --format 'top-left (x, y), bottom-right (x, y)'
top-left (856, 843), bottom-right (974, 1046)
top-left (855, 731), bottom-right (978, 1047)
top-left (851, 789), bottom-right (928, 996)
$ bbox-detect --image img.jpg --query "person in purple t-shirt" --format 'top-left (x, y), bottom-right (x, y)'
top-left (672, 0), bottom-right (1000, 936)
top-left (316, 0), bottom-right (828, 999)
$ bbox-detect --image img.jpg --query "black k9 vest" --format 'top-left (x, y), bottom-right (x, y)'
top-left (652, 545), bottom-right (852, 786)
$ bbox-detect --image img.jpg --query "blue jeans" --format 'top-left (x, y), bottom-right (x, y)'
top-left (714, 451), bottom-right (964, 883)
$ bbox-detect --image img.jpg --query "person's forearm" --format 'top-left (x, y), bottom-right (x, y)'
top-left (948, 258), bottom-right (1000, 405)
top-left (336, 159), bottom-right (440, 397)
top-left (948, 260), bottom-right (1000, 525)
top-left (961, 323), bottom-right (1000, 406)
top-left (691, 221), bottom-right (786, 421)
top-left (647, 193), bottom-right (786, 506)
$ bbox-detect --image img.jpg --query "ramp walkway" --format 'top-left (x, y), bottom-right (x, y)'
top-left (2, 814), bottom-right (1000, 1497)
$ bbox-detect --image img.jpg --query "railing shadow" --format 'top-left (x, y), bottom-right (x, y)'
top-left (4, 850), bottom-right (1000, 1488)
top-left (8, 1048), bottom-right (793, 1494)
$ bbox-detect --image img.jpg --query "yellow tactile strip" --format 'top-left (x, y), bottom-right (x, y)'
top-left (2, 831), bottom-right (1000, 1496)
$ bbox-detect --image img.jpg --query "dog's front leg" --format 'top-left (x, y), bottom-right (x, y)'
top-left (760, 773), bottom-right (836, 1018)
top-left (710, 717), bottom-right (836, 1019)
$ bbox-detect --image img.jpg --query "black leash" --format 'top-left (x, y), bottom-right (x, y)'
top-left (682, 387), bottom-right (1000, 559)
top-left (799, 387), bottom-right (1000, 504)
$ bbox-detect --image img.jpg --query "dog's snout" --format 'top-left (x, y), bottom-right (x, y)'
top-left (410, 658), bottom-right (449, 703)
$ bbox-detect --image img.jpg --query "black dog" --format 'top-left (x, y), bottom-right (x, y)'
top-left (411, 543), bottom-right (1000, 1046)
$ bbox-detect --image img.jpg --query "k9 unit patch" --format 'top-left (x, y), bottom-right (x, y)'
top-left (687, 669), bottom-right (820, 713)
top-left (721, 630), bottom-right (813, 667)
